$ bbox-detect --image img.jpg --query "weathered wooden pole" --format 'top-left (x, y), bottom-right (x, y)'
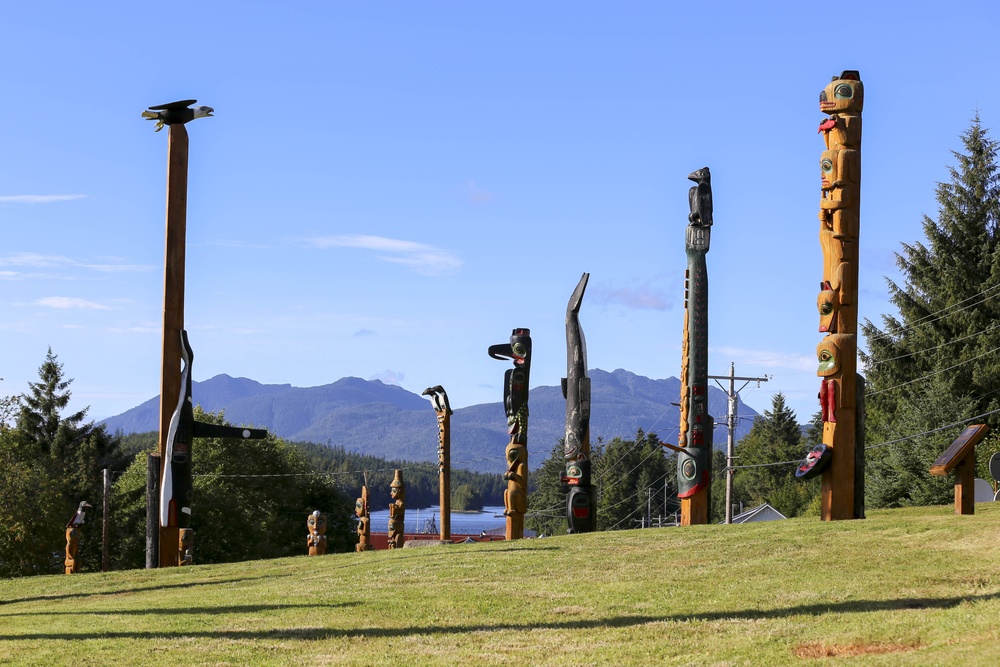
top-left (563, 273), bottom-right (595, 533)
top-left (489, 328), bottom-right (532, 540)
top-left (102, 468), bottom-right (110, 572)
top-left (678, 168), bottom-right (713, 526)
top-left (422, 386), bottom-right (453, 541)
top-left (146, 452), bottom-right (160, 568)
top-left (815, 71), bottom-right (864, 520)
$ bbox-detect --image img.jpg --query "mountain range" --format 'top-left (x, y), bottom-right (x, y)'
top-left (100, 368), bottom-right (759, 474)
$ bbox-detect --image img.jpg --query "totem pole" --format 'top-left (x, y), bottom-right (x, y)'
top-left (307, 510), bottom-right (328, 556)
top-left (64, 501), bottom-right (91, 574)
top-left (159, 330), bottom-right (267, 566)
top-left (488, 328), bottom-right (532, 540)
top-left (422, 385), bottom-right (452, 541)
top-left (678, 167), bottom-right (713, 526)
top-left (355, 485), bottom-right (374, 552)
top-left (388, 469), bottom-right (406, 549)
top-left (142, 99), bottom-right (211, 567)
top-left (562, 273), bottom-right (595, 533)
top-left (815, 70), bottom-right (864, 521)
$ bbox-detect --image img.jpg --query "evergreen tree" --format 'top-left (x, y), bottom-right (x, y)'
top-left (731, 393), bottom-right (815, 518)
top-left (594, 430), bottom-right (674, 530)
top-left (16, 348), bottom-right (123, 506)
top-left (861, 116), bottom-right (1000, 506)
top-left (525, 439), bottom-right (571, 537)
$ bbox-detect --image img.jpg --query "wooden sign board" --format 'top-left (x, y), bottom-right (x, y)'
top-left (990, 452), bottom-right (1000, 482)
top-left (930, 424), bottom-right (990, 476)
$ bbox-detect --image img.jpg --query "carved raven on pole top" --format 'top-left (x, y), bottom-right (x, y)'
top-left (142, 99), bottom-right (214, 132)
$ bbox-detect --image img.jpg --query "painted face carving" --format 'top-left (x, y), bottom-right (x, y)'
top-left (816, 338), bottom-right (842, 377)
top-left (819, 71), bottom-right (864, 114)
top-left (818, 281), bottom-right (838, 332)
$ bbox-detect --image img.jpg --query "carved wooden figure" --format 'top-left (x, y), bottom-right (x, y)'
top-left (307, 510), bottom-right (328, 556)
top-left (562, 273), bottom-right (595, 533)
top-left (388, 470), bottom-right (406, 549)
top-left (679, 167), bottom-right (713, 526)
top-left (64, 501), bottom-right (91, 574)
top-left (355, 486), bottom-right (374, 552)
top-left (816, 70), bottom-right (864, 521)
top-left (422, 386), bottom-right (453, 541)
top-left (488, 328), bottom-right (532, 539)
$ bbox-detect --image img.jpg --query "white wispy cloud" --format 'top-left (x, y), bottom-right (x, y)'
top-left (0, 194), bottom-right (87, 204)
top-left (0, 253), bottom-right (153, 273)
top-left (711, 346), bottom-right (816, 373)
top-left (464, 179), bottom-right (496, 205)
top-left (36, 296), bottom-right (112, 310)
top-left (308, 234), bottom-right (462, 276)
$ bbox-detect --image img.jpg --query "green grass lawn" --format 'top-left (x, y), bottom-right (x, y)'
top-left (2, 504), bottom-right (999, 666)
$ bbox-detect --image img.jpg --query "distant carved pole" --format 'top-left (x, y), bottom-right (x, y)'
top-left (489, 328), bottom-right (532, 540)
top-left (356, 485), bottom-right (374, 552)
top-left (388, 470), bottom-right (406, 549)
top-left (102, 468), bottom-right (110, 572)
top-left (307, 510), bottom-right (328, 555)
top-left (563, 273), bottom-right (595, 533)
top-left (678, 168), bottom-right (713, 526)
top-left (64, 501), bottom-right (91, 574)
top-left (816, 71), bottom-right (864, 520)
top-left (422, 386), bottom-right (453, 541)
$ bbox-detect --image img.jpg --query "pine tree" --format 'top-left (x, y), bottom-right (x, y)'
top-left (525, 439), bottom-right (572, 537)
top-left (861, 116), bottom-right (1000, 507)
top-left (594, 430), bottom-right (674, 530)
top-left (731, 393), bottom-right (815, 517)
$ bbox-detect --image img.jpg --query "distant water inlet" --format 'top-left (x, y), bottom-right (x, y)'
top-left (368, 505), bottom-right (507, 536)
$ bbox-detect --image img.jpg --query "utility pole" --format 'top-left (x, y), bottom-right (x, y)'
top-left (709, 363), bottom-right (769, 524)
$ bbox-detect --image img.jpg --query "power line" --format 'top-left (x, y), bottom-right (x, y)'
top-left (868, 343), bottom-right (1000, 396)
top-left (867, 322), bottom-right (1000, 366)
top-left (865, 282), bottom-right (1000, 342)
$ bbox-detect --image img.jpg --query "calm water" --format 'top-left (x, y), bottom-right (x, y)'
top-left (367, 505), bottom-right (507, 535)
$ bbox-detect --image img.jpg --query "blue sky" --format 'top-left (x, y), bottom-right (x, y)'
top-left (2, 2), bottom-right (997, 427)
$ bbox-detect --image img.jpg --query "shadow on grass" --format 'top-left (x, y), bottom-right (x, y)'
top-left (2, 592), bottom-right (998, 641)
top-left (0, 574), bottom-right (292, 607)
top-left (0, 602), bottom-right (359, 618)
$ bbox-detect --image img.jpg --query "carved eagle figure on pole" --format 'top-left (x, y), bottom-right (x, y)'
top-left (142, 99), bottom-right (214, 132)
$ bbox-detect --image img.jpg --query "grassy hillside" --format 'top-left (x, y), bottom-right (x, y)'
top-left (2, 505), bottom-right (999, 666)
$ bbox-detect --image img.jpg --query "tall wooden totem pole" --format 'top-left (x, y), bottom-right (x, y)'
top-left (488, 328), bottom-right (532, 539)
top-left (388, 470), bottom-right (406, 549)
top-left (355, 485), bottom-right (373, 552)
top-left (678, 167), bottom-right (713, 526)
top-left (144, 100), bottom-right (266, 566)
top-left (422, 385), bottom-right (452, 541)
top-left (562, 273), bottom-right (595, 533)
top-left (816, 70), bottom-right (865, 521)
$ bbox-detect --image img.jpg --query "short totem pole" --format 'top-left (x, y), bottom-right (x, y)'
top-left (678, 168), bottom-right (713, 526)
top-left (422, 385), bottom-right (452, 541)
top-left (816, 70), bottom-right (865, 520)
top-left (562, 273), bottom-right (595, 533)
top-left (489, 328), bottom-right (532, 540)
top-left (355, 485), bottom-right (374, 552)
top-left (388, 470), bottom-right (406, 549)
top-left (64, 501), bottom-right (91, 574)
top-left (307, 510), bottom-right (328, 556)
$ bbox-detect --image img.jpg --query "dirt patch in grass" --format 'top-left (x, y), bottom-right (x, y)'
top-left (793, 640), bottom-right (926, 659)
